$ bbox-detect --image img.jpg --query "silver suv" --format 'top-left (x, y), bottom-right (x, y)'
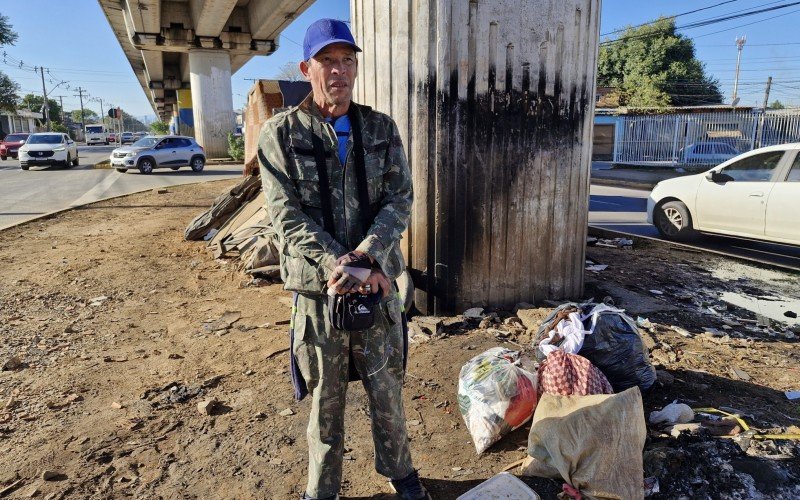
top-left (110, 135), bottom-right (206, 174)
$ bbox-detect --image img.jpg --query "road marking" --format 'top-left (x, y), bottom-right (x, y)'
top-left (68, 171), bottom-right (122, 208)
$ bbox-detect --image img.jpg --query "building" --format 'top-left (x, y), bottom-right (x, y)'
top-left (0, 109), bottom-right (43, 138)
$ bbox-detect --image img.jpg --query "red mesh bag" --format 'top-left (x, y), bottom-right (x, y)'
top-left (538, 350), bottom-right (613, 397)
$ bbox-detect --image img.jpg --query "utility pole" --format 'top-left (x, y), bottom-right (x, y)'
top-left (755, 76), bottom-right (773, 149)
top-left (54, 95), bottom-right (66, 124)
top-left (98, 98), bottom-right (105, 128)
top-left (732, 35), bottom-right (746, 104)
top-left (39, 66), bottom-right (51, 131)
top-left (74, 87), bottom-right (87, 127)
top-left (761, 76), bottom-right (772, 111)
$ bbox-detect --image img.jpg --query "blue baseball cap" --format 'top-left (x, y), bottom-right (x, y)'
top-left (303, 18), bottom-right (361, 61)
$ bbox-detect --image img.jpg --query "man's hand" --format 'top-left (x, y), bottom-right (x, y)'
top-left (358, 268), bottom-right (392, 298)
top-left (327, 251), bottom-right (373, 294)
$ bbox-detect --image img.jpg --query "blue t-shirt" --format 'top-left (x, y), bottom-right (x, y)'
top-left (326, 114), bottom-right (351, 166)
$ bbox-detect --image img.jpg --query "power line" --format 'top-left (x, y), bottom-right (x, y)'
top-left (601, 0), bottom-right (742, 36)
top-left (601, 1), bottom-right (800, 45)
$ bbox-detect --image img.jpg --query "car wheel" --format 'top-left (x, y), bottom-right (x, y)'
top-left (170, 166), bottom-right (180, 171)
top-left (64, 154), bottom-right (71, 167)
top-left (72, 154), bottom-right (79, 166)
top-left (115, 168), bottom-right (128, 173)
top-left (138, 158), bottom-right (154, 174)
top-left (21, 165), bottom-right (29, 170)
top-left (0, 156), bottom-right (6, 161)
top-left (105, 141), bottom-right (109, 146)
top-left (655, 201), bottom-right (694, 241)
top-left (190, 156), bottom-right (205, 172)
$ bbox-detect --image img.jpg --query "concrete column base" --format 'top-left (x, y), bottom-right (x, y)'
top-left (188, 49), bottom-right (234, 158)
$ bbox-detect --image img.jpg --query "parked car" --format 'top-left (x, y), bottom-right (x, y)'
top-left (18, 133), bottom-right (79, 170)
top-left (679, 142), bottom-right (740, 164)
top-left (648, 143), bottom-right (800, 246)
top-left (120, 132), bottom-right (135, 144)
top-left (110, 135), bottom-right (205, 174)
top-left (108, 133), bottom-right (117, 143)
top-left (133, 131), bottom-right (147, 140)
top-left (0, 133), bottom-right (30, 160)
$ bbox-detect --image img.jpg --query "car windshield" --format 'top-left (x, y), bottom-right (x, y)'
top-left (5, 134), bottom-right (27, 142)
top-left (132, 137), bottom-right (160, 148)
top-left (26, 134), bottom-right (63, 144)
top-left (86, 126), bottom-right (104, 134)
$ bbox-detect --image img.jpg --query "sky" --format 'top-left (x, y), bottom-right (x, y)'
top-left (0, 0), bottom-right (798, 122)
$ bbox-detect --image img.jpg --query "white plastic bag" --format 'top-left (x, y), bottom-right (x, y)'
top-left (457, 347), bottom-right (538, 454)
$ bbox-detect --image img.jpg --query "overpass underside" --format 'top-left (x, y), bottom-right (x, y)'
top-left (98, 0), bottom-right (313, 156)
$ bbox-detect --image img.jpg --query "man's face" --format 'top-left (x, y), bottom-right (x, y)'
top-left (300, 43), bottom-right (358, 107)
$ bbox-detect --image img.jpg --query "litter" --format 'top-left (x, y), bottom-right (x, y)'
top-left (649, 402), bottom-right (694, 425)
top-left (585, 264), bottom-right (607, 272)
top-left (457, 347), bottom-right (538, 454)
top-left (538, 351), bottom-right (613, 397)
top-left (522, 387), bottom-right (646, 500)
top-left (538, 311), bottom-right (587, 357)
top-left (456, 472), bottom-right (540, 500)
top-left (463, 307), bottom-right (485, 320)
top-left (785, 390), bottom-right (800, 400)
top-left (533, 302), bottom-right (657, 393)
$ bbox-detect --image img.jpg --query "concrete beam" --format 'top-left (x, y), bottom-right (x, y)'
top-left (141, 50), bottom-right (164, 82)
top-left (248, 0), bottom-right (315, 40)
top-left (190, 0), bottom-right (238, 37)
top-left (123, 0), bottom-right (161, 33)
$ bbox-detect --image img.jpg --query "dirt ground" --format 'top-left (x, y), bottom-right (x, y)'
top-left (1, 179), bottom-right (799, 499)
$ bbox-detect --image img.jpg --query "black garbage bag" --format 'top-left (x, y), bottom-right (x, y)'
top-left (531, 301), bottom-right (656, 393)
top-left (579, 304), bottom-right (656, 392)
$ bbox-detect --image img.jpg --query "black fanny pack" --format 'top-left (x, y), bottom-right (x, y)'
top-left (328, 292), bottom-right (383, 331)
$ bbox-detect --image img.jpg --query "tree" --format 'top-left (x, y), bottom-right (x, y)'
top-left (0, 14), bottom-right (17, 46)
top-left (769, 100), bottom-right (785, 110)
top-left (150, 121), bottom-right (170, 134)
top-left (0, 14), bottom-right (19, 112)
top-left (20, 94), bottom-right (63, 125)
top-left (70, 109), bottom-right (100, 124)
top-left (598, 17), bottom-right (722, 107)
top-left (275, 61), bottom-right (304, 82)
top-left (0, 73), bottom-right (19, 112)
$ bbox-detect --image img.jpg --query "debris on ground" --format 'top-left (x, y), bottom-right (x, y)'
top-left (1, 180), bottom-right (798, 499)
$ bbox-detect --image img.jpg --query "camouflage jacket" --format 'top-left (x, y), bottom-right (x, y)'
top-left (258, 93), bottom-right (413, 294)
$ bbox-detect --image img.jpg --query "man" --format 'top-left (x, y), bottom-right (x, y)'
top-left (257, 18), bottom-right (429, 500)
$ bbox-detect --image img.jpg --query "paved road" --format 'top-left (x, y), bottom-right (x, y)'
top-left (0, 145), bottom-right (242, 229)
top-left (589, 183), bottom-right (800, 270)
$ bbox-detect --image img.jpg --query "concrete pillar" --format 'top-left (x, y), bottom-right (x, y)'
top-left (352, 0), bottom-right (601, 314)
top-left (188, 49), bottom-right (234, 157)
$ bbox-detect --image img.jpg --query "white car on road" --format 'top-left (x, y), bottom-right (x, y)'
top-left (18, 133), bottom-right (79, 170)
top-left (648, 143), bottom-right (800, 246)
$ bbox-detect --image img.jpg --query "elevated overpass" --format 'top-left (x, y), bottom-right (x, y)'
top-left (98, 0), bottom-right (313, 156)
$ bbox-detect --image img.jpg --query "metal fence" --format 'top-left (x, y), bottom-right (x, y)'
top-left (613, 109), bottom-right (800, 167)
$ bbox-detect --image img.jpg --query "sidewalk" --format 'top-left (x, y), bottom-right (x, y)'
top-left (590, 161), bottom-right (699, 190)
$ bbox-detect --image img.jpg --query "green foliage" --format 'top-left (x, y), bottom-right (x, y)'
top-left (0, 72), bottom-right (19, 112)
top-left (227, 133), bottom-right (244, 161)
top-left (51, 122), bottom-right (67, 133)
top-left (20, 94), bottom-right (64, 124)
top-left (150, 121), bottom-right (170, 134)
top-left (598, 17), bottom-right (722, 107)
top-left (70, 109), bottom-right (100, 124)
top-left (769, 100), bottom-right (785, 110)
top-left (0, 14), bottom-right (18, 46)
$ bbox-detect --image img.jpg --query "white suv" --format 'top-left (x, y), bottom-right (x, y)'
top-left (18, 133), bottom-right (79, 170)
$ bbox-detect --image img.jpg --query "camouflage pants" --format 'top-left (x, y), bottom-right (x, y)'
top-left (292, 293), bottom-right (414, 499)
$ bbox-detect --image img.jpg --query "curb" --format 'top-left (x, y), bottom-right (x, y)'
top-left (0, 177), bottom-right (239, 233)
top-left (587, 226), bottom-right (800, 273)
top-left (590, 176), bottom-right (657, 191)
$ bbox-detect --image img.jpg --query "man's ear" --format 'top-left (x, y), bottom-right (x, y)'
top-left (299, 60), bottom-right (311, 80)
